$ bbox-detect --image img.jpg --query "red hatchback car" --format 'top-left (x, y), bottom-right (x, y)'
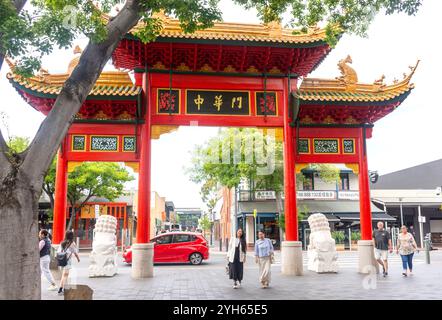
top-left (123, 232), bottom-right (209, 265)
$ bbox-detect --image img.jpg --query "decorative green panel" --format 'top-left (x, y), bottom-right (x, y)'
top-left (72, 136), bottom-right (85, 151)
top-left (90, 136), bottom-right (118, 151)
top-left (123, 136), bottom-right (136, 152)
top-left (313, 139), bottom-right (339, 154)
top-left (343, 139), bottom-right (355, 154)
top-left (298, 139), bottom-right (310, 153)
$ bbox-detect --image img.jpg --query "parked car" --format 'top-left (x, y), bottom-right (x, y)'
top-left (123, 232), bottom-right (209, 265)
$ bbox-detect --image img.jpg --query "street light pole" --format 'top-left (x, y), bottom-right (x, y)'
top-left (399, 198), bottom-right (404, 226)
top-left (418, 205), bottom-right (424, 249)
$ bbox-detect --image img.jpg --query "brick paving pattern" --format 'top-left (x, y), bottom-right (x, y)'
top-left (42, 250), bottom-right (442, 300)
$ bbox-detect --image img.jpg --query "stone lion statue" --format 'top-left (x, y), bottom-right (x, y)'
top-left (307, 213), bottom-right (338, 273)
top-left (89, 215), bottom-right (118, 277)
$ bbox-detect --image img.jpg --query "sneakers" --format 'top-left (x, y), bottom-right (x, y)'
top-left (48, 284), bottom-right (58, 291)
top-left (233, 282), bottom-right (238, 289)
top-left (57, 288), bottom-right (64, 295)
top-left (402, 272), bottom-right (408, 277)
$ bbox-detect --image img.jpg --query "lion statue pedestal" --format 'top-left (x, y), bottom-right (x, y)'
top-left (307, 213), bottom-right (338, 273)
top-left (89, 215), bottom-right (118, 277)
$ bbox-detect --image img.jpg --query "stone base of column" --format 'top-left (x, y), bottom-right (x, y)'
top-left (131, 243), bottom-right (154, 278)
top-left (357, 240), bottom-right (379, 274)
top-left (281, 241), bottom-right (303, 276)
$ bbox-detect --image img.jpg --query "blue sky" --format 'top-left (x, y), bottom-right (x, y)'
top-left (1, 0), bottom-right (441, 208)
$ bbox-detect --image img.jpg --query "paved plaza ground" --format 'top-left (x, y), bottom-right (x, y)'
top-left (42, 249), bottom-right (442, 300)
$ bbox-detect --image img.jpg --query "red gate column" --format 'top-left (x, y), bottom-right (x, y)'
top-left (132, 72), bottom-right (154, 278)
top-left (357, 127), bottom-right (377, 274)
top-left (52, 148), bottom-right (68, 245)
top-left (136, 121), bottom-right (151, 244)
top-left (281, 77), bottom-right (303, 276)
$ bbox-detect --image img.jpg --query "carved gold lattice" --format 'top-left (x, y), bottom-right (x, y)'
top-left (176, 63), bottom-right (190, 71)
top-left (246, 66), bottom-right (259, 73)
top-left (199, 64), bottom-right (214, 72)
top-left (152, 61), bottom-right (166, 70)
top-left (223, 65), bottom-right (236, 73)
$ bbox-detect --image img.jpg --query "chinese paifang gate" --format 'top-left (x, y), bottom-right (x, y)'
top-left (6, 12), bottom-right (418, 276)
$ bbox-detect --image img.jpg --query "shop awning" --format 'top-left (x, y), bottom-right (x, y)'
top-left (239, 201), bottom-right (280, 214)
top-left (299, 200), bottom-right (395, 222)
top-left (337, 213), bottom-right (397, 222)
top-left (301, 213), bottom-right (340, 223)
top-left (238, 199), bottom-right (395, 222)
top-left (298, 200), bottom-right (384, 214)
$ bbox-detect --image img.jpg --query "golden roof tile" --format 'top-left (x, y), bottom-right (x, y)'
top-left (297, 58), bottom-right (419, 103)
top-left (105, 11), bottom-right (330, 44)
top-left (6, 57), bottom-right (141, 98)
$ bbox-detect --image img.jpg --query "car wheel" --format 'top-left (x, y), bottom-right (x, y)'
top-left (189, 252), bottom-right (203, 265)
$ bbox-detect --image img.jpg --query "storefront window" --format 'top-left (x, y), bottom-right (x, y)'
top-left (303, 172), bottom-right (314, 190)
top-left (340, 173), bottom-right (350, 190)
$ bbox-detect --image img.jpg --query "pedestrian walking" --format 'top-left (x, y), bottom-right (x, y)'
top-left (227, 228), bottom-right (247, 289)
top-left (56, 230), bottom-right (80, 295)
top-left (254, 230), bottom-right (274, 289)
top-left (39, 229), bottom-right (57, 291)
top-left (372, 221), bottom-right (392, 277)
top-left (397, 225), bottom-right (418, 277)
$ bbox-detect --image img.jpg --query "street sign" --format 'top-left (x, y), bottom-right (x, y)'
top-left (253, 209), bottom-right (257, 218)
top-left (418, 216), bottom-right (426, 223)
top-left (94, 204), bottom-right (100, 219)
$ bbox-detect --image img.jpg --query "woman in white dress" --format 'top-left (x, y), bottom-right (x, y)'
top-left (254, 230), bottom-right (274, 288)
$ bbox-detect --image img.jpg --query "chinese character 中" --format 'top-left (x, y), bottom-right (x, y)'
top-left (194, 94), bottom-right (204, 110)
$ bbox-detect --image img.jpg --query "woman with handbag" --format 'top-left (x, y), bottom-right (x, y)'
top-left (226, 228), bottom-right (247, 289)
top-left (57, 230), bottom-right (80, 295)
top-left (254, 230), bottom-right (274, 289)
top-left (396, 225), bottom-right (418, 277)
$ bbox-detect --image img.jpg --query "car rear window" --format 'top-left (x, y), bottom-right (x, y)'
top-left (173, 234), bottom-right (192, 243)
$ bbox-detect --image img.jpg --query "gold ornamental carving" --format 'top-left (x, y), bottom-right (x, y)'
top-left (336, 55), bottom-right (358, 90)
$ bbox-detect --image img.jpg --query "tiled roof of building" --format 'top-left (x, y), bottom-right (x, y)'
top-left (371, 159), bottom-right (442, 190)
top-left (121, 11), bottom-right (331, 45)
top-left (6, 48), bottom-right (141, 99)
top-left (298, 57), bottom-right (418, 103)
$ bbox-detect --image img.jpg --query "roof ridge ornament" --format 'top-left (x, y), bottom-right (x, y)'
top-left (264, 20), bottom-right (283, 37)
top-left (67, 45), bottom-right (83, 74)
top-left (336, 55), bottom-right (358, 91)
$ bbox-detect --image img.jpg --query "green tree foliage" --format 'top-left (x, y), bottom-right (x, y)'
top-left (233, 0), bottom-right (422, 46)
top-left (42, 159), bottom-right (56, 208)
top-left (6, 135), bottom-right (29, 153)
top-left (0, 0), bottom-right (222, 75)
top-left (198, 214), bottom-right (212, 232)
top-left (1, 1), bottom-right (422, 74)
top-left (64, 162), bottom-right (134, 230)
top-left (187, 128), bottom-right (281, 190)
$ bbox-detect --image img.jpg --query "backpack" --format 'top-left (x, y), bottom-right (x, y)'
top-left (56, 242), bottom-right (72, 267)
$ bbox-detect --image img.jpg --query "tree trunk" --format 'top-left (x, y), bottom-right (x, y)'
top-left (66, 207), bottom-right (78, 232)
top-left (0, 1), bottom-right (142, 299)
top-left (0, 166), bottom-right (41, 300)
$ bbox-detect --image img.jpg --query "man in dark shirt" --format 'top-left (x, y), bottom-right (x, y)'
top-left (372, 222), bottom-right (392, 277)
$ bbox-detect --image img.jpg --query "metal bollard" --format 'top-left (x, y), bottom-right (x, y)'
top-left (225, 238), bottom-right (229, 252)
top-left (219, 238), bottom-right (222, 252)
top-left (424, 239), bottom-right (431, 264)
